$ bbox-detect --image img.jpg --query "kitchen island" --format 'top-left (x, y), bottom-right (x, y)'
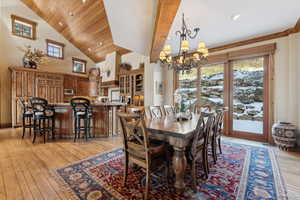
top-left (51, 102), bottom-right (125, 138)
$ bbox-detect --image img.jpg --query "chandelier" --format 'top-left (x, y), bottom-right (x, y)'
top-left (159, 14), bottom-right (209, 73)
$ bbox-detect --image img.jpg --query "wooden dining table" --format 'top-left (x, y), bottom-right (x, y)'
top-left (145, 114), bottom-right (202, 192)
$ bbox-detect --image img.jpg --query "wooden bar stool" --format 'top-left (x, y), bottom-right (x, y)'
top-left (70, 97), bottom-right (93, 142)
top-left (19, 98), bottom-right (34, 139)
top-left (30, 97), bottom-right (55, 144)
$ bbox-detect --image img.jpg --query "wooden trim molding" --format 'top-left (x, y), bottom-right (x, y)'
top-left (101, 80), bottom-right (119, 87)
top-left (46, 39), bottom-right (65, 59)
top-left (11, 14), bottom-right (37, 40)
top-left (0, 123), bottom-right (13, 129)
top-left (201, 43), bottom-right (276, 65)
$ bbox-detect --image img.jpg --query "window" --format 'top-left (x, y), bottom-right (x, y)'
top-left (176, 68), bottom-right (198, 108)
top-left (199, 63), bottom-right (224, 110)
top-left (11, 15), bottom-right (37, 40)
top-left (72, 58), bottom-right (87, 74)
top-left (46, 39), bottom-right (65, 59)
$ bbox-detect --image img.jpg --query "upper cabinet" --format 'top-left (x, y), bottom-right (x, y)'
top-left (119, 69), bottom-right (144, 106)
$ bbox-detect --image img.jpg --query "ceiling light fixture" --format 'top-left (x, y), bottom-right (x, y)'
top-left (82, 0), bottom-right (87, 3)
top-left (98, 42), bottom-right (103, 46)
top-left (69, 12), bottom-right (74, 16)
top-left (88, 48), bottom-right (92, 52)
top-left (159, 13), bottom-right (208, 73)
top-left (231, 14), bottom-right (241, 21)
top-left (58, 22), bottom-right (64, 27)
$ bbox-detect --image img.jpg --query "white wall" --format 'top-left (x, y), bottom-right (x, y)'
top-left (0, 0), bottom-right (95, 125)
top-left (163, 32), bottom-right (300, 143)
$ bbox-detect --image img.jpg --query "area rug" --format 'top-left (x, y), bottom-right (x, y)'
top-left (53, 142), bottom-right (288, 200)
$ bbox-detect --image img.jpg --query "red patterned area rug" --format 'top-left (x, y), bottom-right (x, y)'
top-left (53, 142), bottom-right (287, 200)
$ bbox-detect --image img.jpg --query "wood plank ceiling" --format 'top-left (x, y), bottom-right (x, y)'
top-left (19, 0), bottom-right (130, 62)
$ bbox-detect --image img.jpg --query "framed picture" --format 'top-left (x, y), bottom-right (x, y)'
top-left (72, 57), bottom-right (86, 74)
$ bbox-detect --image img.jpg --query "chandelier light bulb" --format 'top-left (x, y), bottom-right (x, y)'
top-left (193, 53), bottom-right (200, 61)
top-left (163, 45), bottom-right (172, 55)
top-left (181, 40), bottom-right (189, 52)
top-left (159, 51), bottom-right (166, 60)
top-left (198, 42), bottom-right (206, 49)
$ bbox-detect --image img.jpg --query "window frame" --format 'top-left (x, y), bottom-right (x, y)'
top-left (46, 39), bottom-right (65, 59)
top-left (11, 15), bottom-right (37, 40)
top-left (72, 57), bottom-right (87, 74)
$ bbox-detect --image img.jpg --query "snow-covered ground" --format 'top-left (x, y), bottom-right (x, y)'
top-left (233, 120), bottom-right (263, 134)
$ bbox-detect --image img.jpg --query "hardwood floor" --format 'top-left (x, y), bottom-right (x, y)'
top-left (0, 128), bottom-right (299, 200)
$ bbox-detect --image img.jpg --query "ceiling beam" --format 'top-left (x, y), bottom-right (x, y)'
top-left (292, 17), bottom-right (300, 33)
top-left (150, 0), bottom-right (181, 63)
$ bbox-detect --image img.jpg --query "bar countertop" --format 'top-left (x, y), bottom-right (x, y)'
top-left (51, 102), bottom-right (126, 107)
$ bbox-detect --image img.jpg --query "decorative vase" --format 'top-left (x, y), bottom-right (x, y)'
top-left (23, 57), bottom-right (37, 69)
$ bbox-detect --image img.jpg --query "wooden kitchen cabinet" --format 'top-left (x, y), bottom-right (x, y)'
top-left (10, 67), bottom-right (90, 127)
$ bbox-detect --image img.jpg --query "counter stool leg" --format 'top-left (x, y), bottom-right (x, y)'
top-left (29, 117), bottom-right (32, 136)
top-left (33, 119), bottom-right (37, 144)
top-left (84, 118), bottom-right (88, 141)
top-left (74, 118), bottom-right (77, 142)
top-left (22, 115), bottom-right (26, 139)
top-left (43, 119), bottom-right (46, 144)
top-left (51, 118), bottom-right (55, 140)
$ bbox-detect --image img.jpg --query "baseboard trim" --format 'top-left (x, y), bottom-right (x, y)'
top-left (0, 123), bottom-right (13, 129)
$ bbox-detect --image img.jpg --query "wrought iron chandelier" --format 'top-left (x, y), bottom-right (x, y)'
top-left (159, 14), bottom-right (209, 73)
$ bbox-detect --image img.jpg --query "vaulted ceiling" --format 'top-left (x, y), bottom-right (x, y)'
top-left (19, 0), bottom-right (300, 63)
top-left (19, 0), bottom-right (130, 62)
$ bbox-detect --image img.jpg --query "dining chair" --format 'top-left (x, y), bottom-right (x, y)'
top-left (211, 108), bottom-right (226, 163)
top-left (163, 105), bottom-right (175, 116)
top-left (117, 112), bottom-right (169, 199)
top-left (188, 112), bottom-right (215, 189)
top-left (191, 105), bottom-right (212, 114)
top-left (30, 97), bottom-right (55, 144)
top-left (70, 97), bottom-right (93, 142)
top-left (149, 105), bottom-right (163, 118)
top-left (144, 107), bottom-right (152, 119)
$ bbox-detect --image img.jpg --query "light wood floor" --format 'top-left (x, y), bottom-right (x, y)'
top-left (0, 128), bottom-right (299, 200)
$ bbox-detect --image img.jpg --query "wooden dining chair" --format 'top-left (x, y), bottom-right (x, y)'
top-left (117, 112), bottom-right (169, 199)
top-left (211, 108), bottom-right (226, 163)
top-left (149, 105), bottom-right (163, 118)
top-left (163, 105), bottom-right (175, 116)
top-left (191, 105), bottom-right (212, 114)
top-left (188, 112), bottom-right (215, 189)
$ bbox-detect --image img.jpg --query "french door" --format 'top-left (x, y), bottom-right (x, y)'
top-left (199, 55), bottom-right (270, 142)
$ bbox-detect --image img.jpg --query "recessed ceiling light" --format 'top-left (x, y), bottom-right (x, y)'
top-left (82, 0), bottom-right (87, 3)
top-left (88, 48), bottom-right (92, 52)
top-left (231, 14), bottom-right (241, 21)
top-left (58, 22), bottom-right (64, 27)
top-left (98, 42), bottom-right (103, 46)
top-left (69, 12), bottom-right (74, 16)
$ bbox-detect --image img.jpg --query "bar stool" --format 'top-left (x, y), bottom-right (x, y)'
top-left (30, 97), bottom-right (55, 144)
top-left (19, 98), bottom-right (34, 139)
top-left (70, 97), bottom-right (93, 142)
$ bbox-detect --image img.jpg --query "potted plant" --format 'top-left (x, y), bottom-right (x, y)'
top-left (19, 45), bottom-right (47, 69)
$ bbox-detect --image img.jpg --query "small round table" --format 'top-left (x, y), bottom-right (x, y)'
top-left (272, 122), bottom-right (297, 151)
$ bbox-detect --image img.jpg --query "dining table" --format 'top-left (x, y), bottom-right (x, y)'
top-left (145, 114), bottom-right (204, 192)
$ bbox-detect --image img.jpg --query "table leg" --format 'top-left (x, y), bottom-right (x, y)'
top-left (172, 146), bottom-right (187, 193)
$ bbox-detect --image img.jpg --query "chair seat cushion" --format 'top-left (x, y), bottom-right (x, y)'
top-left (76, 112), bottom-right (93, 117)
top-left (34, 111), bottom-right (54, 117)
top-left (127, 139), bottom-right (166, 159)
